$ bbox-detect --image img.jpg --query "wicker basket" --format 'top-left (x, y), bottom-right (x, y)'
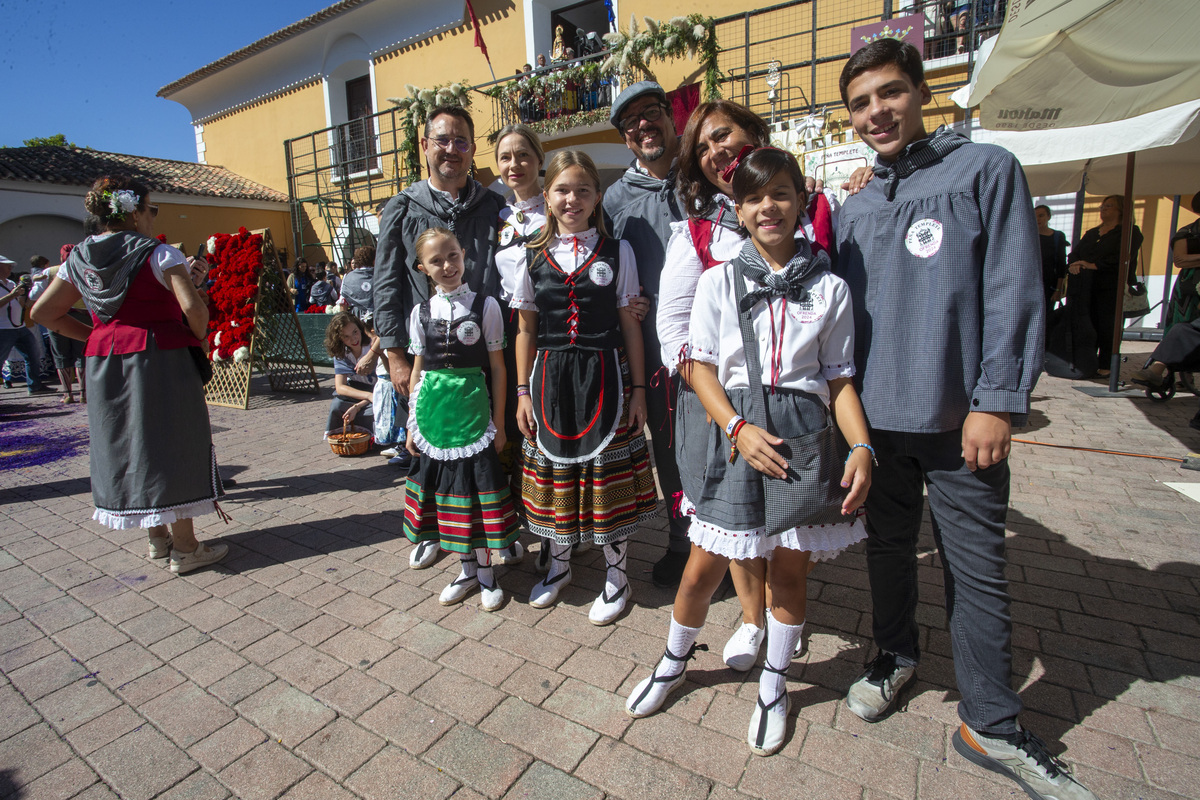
top-left (328, 421), bottom-right (371, 456)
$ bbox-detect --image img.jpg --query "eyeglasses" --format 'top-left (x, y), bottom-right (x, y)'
top-left (618, 102), bottom-right (669, 135)
top-left (426, 136), bottom-right (472, 153)
top-left (148, 205), bottom-right (159, 217)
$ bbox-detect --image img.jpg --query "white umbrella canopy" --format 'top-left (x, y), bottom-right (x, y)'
top-left (952, 0), bottom-right (1200, 132)
top-left (969, 99), bottom-right (1200, 196)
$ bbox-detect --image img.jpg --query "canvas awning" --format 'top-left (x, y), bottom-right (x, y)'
top-left (951, 0), bottom-right (1199, 132)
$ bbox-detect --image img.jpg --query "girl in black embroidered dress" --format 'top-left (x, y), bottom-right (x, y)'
top-left (511, 151), bottom-right (658, 624)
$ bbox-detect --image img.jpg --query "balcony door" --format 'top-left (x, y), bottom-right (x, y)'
top-left (342, 75), bottom-right (377, 175)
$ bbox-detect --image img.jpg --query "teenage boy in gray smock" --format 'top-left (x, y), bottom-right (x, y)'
top-left (835, 40), bottom-right (1095, 800)
top-left (603, 81), bottom-right (691, 587)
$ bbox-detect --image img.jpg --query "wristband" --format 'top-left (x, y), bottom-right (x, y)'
top-left (630, 384), bottom-right (646, 390)
top-left (516, 387), bottom-right (530, 398)
top-left (725, 415), bottom-right (745, 439)
top-left (846, 443), bottom-right (878, 466)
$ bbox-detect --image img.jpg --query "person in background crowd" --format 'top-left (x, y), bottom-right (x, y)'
top-left (1035, 204), bottom-right (1067, 322)
top-left (288, 258), bottom-right (314, 312)
top-left (337, 245), bottom-right (377, 320)
top-left (42, 244), bottom-right (90, 403)
top-left (1068, 194), bottom-right (1143, 377)
top-left (323, 311), bottom-right (377, 434)
top-left (32, 175), bottom-right (227, 575)
top-left (1165, 190), bottom-right (1200, 332)
top-left (0, 256), bottom-right (51, 395)
top-left (1131, 315), bottom-right (1200, 431)
top-left (309, 268), bottom-right (337, 307)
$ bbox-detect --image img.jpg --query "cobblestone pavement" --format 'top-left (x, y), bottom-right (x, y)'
top-left (2, 345), bottom-right (1199, 800)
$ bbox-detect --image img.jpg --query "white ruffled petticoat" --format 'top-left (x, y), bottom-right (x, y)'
top-left (679, 494), bottom-right (866, 561)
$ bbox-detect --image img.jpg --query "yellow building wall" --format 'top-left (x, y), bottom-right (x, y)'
top-left (199, 80), bottom-right (328, 197)
top-left (154, 201), bottom-right (293, 263)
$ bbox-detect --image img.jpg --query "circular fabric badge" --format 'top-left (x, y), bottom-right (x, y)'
top-left (499, 225), bottom-right (515, 246)
top-left (589, 262), bottom-right (613, 287)
top-left (788, 291), bottom-right (828, 324)
top-left (360, 280), bottom-right (372, 294)
top-left (82, 269), bottom-right (104, 291)
top-left (456, 320), bottom-right (481, 345)
top-left (905, 218), bottom-right (943, 258)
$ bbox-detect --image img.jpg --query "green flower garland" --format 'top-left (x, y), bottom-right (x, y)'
top-left (387, 81), bottom-right (472, 186)
top-left (602, 14), bottom-right (723, 101)
top-left (482, 13), bottom-right (722, 141)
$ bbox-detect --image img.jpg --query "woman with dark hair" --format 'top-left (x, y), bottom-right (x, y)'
top-left (1166, 191), bottom-right (1200, 332)
top-left (1068, 194), bottom-right (1144, 376)
top-left (288, 257), bottom-right (314, 312)
top-left (31, 175), bottom-right (227, 574)
top-left (658, 100), bottom-right (843, 673)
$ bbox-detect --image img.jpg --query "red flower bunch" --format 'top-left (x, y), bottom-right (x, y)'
top-left (304, 305), bottom-right (328, 314)
top-left (205, 227), bottom-right (263, 362)
top-left (155, 234), bottom-right (168, 243)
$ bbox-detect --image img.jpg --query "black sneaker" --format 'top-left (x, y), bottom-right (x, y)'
top-left (845, 651), bottom-right (915, 722)
top-left (953, 723), bottom-right (1098, 800)
top-left (651, 550), bottom-right (689, 589)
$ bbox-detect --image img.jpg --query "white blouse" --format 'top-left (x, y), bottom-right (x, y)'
top-left (510, 228), bottom-right (641, 313)
top-left (688, 259), bottom-right (856, 407)
top-left (496, 195), bottom-right (548, 303)
top-left (657, 189), bottom-right (842, 374)
top-left (406, 285), bottom-right (505, 356)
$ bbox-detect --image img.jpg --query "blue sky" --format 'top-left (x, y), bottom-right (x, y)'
top-left (0, 0), bottom-right (334, 162)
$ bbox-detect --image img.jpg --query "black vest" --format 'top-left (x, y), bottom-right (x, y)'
top-left (527, 236), bottom-right (624, 351)
top-left (418, 290), bottom-right (489, 371)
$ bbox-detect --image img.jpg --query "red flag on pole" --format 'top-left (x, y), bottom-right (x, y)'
top-left (465, 0), bottom-right (490, 61)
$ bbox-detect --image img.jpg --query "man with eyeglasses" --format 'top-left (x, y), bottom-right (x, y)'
top-left (603, 81), bottom-right (691, 588)
top-left (373, 105), bottom-right (514, 565)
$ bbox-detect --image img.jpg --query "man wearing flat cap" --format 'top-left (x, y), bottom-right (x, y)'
top-left (604, 81), bottom-right (690, 587)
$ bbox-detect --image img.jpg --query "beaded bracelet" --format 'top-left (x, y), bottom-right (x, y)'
top-left (846, 443), bottom-right (878, 466)
top-left (724, 415), bottom-right (745, 439)
top-left (727, 419), bottom-right (748, 463)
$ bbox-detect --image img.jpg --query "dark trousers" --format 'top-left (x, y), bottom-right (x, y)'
top-left (1152, 317), bottom-right (1200, 371)
top-left (865, 429), bottom-right (1022, 735)
top-left (645, 370), bottom-right (690, 553)
top-left (1090, 279), bottom-right (1120, 366)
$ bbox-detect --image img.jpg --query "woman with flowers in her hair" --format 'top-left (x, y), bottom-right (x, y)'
top-left (32, 175), bottom-right (227, 575)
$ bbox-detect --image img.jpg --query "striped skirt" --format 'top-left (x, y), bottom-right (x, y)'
top-left (402, 446), bottom-right (520, 554)
top-left (520, 392), bottom-right (658, 546)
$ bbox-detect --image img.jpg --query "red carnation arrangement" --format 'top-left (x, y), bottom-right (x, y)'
top-left (205, 227), bottom-right (263, 362)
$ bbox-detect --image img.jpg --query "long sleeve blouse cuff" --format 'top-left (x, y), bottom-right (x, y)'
top-left (687, 343), bottom-right (719, 366)
top-left (969, 388), bottom-right (1031, 416)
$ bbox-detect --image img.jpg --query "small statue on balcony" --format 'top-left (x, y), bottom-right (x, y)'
top-left (551, 25), bottom-right (567, 62)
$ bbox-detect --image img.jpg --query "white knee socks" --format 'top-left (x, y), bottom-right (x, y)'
top-left (659, 616), bottom-right (702, 677)
top-left (474, 547), bottom-right (495, 588)
top-left (602, 539), bottom-right (628, 598)
top-left (761, 611), bottom-right (804, 715)
top-left (546, 540), bottom-right (572, 579)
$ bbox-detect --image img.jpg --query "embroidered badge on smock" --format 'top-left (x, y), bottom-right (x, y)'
top-left (788, 291), bottom-right (827, 324)
top-left (456, 320), bottom-right (482, 345)
top-left (82, 269), bottom-right (104, 291)
top-left (360, 280), bottom-right (372, 294)
top-left (500, 225), bottom-right (515, 246)
top-left (904, 218), bottom-right (943, 258)
top-left (589, 262), bottom-right (613, 286)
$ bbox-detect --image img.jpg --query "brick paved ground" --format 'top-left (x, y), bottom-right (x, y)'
top-left (2, 345), bottom-right (1199, 800)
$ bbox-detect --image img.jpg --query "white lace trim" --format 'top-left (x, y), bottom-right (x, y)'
top-left (93, 499), bottom-right (217, 530)
top-left (408, 372), bottom-right (495, 460)
top-left (680, 494), bottom-right (866, 561)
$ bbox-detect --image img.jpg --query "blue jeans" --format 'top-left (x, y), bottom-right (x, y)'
top-left (0, 326), bottom-right (45, 391)
top-left (865, 428), bottom-right (1022, 736)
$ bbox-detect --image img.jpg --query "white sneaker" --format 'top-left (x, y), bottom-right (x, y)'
top-left (380, 447), bottom-right (400, 458)
top-left (409, 540), bottom-right (438, 570)
top-left (169, 543), bottom-right (228, 575)
top-left (588, 583), bottom-right (630, 626)
top-left (148, 535), bottom-right (172, 560)
top-left (723, 623), bottom-right (764, 672)
top-left (494, 540), bottom-right (524, 566)
top-left (748, 680), bottom-right (789, 756)
top-left (953, 723), bottom-right (1098, 800)
top-left (439, 572), bottom-right (478, 605)
top-left (478, 577), bottom-right (505, 612)
top-left (845, 651), bottom-right (916, 722)
top-left (528, 568), bottom-right (571, 608)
